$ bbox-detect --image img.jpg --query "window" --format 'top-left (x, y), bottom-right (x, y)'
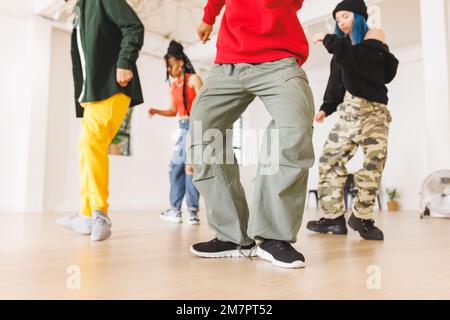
top-left (109, 109), bottom-right (133, 156)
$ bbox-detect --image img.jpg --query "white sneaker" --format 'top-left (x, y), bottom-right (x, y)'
top-left (160, 208), bottom-right (182, 223)
top-left (56, 214), bottom-right (92, 235)
top-left (90, 210), bottom-right (112, 241)
top-left (188, 211), bottom-right (200, 225)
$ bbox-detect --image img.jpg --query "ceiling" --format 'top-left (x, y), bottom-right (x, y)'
top-left (34, 0), bottom-right (214, 62)
top-left (5, 0), bottom-right (423, 66)
top-left (128, 0), bottom-right (206, 45)
top-left (38, 0), bottom-right (209, 45)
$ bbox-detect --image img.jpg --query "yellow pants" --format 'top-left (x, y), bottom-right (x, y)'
top-left (78, 93), bottom-right (131, 217)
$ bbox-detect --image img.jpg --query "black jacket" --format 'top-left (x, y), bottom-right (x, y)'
top-left (320, 34), bottom-right (399, 116)
top-left (71, 0), bottom-right (145, 118)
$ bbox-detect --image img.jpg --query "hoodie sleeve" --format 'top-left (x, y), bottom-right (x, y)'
top-left (291, 0), bottom-right (304, 10)
top-left (384, 51), bottom-right (399, 84)
top-left (323, 34), bottom-right (354, 67)
top-left (203, 0), bottom-right (226, 25)
top-left (320, 57), bottom-right (346, 116)
top-left (324, 34), bottom-right (399, 84)
top-left (260, 0), bottom-right (303, 10)
top-left (101, 0), bottom-right (145, 70)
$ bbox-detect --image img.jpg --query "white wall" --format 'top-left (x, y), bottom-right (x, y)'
top-left (1, 0), bottom-right (449, 214)
top-left (0, 14), bottom-right (51, 213)
top-left (0, 14), bottom-right (32, 212)
top-left (420, 0), bottom-right (450, 171)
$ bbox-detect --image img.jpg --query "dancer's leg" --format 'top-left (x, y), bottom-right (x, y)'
top-left (246, 59), bottom-right (315, 243)
top-left (78, 93), bottom-right (130, 215)
top-left (187, 64), bottom-right (255, 246)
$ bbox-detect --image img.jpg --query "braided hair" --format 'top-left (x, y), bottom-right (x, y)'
top-left (165, 40), bottom-right (196, 114)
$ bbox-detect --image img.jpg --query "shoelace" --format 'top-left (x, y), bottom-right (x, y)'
top-left (361, 219), bottom-right (376, 231)
top-left (318, 218), bottom-right (328, 224)
top-left (238, 242), bottom-right (261, 261)
top-left (93, 214), bottom-right (111, 227)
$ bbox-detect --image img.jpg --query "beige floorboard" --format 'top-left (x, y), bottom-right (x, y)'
top-left (0, 209), bottom-right (449, 299)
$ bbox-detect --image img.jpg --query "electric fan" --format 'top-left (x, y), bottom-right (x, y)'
top-left (420, 170), bottom-right (450, 218)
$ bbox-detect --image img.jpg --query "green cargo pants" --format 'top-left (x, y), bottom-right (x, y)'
top-left (187, 57), bottom-right (315, 245)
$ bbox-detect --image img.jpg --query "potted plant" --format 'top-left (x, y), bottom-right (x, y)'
top-left (109, 133), bottom-right (122, 155)
top-left (386, 187), bottom-right (400, 212)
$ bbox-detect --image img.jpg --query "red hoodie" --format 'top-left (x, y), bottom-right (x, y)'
top-left (203, 0), bottom-right (309, 65)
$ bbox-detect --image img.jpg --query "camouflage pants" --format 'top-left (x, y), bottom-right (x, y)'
top-left (318, 93), bottom-right (392, 219)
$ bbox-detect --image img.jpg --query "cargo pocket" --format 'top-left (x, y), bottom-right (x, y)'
top-left (191, 164), bottom-right (216, 183)
top-left (282, 68), bottom-right (315, 122)
top-left (188, 141), bottom-right (216, 183)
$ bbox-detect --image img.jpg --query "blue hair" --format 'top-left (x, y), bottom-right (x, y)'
top-left (335, 13), bottom-right (369, 45)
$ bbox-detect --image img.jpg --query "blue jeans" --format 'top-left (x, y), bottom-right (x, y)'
top-left (169, 119), bottom-right (200, 212)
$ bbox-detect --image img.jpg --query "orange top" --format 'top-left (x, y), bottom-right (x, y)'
top-left (171, 73), bottom-right (197, 117)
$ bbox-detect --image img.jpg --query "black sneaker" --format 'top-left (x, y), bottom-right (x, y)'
top-left (256, 239), bottom-right (305, 269)
top-left (348, 213), bottom-right (384, 241)
top-left (306, 215), bottom-right (348, 235)
top-left (190, 238), bottom-right (257, 258)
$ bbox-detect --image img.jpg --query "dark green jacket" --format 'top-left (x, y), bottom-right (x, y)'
top-left (71, 0), bottom-right (145, 118)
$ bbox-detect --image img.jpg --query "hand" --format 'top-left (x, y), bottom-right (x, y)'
top-left (315, 111), bottom-right (326, 123)
top-left (116, 68), bottom-right (133, 87)
top-left (185, 166), bottom-right (194, 175)
top-left (197, 22), bottom-right (213, 44)
top-left (312, 32), bottom-right (326, 45)
top-left (148, 108), bottom-right (157, 117)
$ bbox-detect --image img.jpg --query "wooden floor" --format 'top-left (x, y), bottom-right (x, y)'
top-left (0, 209), bottom-right (449, 300)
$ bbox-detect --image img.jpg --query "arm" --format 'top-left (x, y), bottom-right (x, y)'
top-left (323, 34), bottom-right (350, 56)
top-left (149, 104), bottom-right (178, 117)
top-left (364, 28), bottom-right (399, 83)
top-left (260, 0), bottom-right (303, 10)
top-left (323, 34), bottom-right (361, 74)
top-left (319, 57), bottom-right (346, 118)
top-left (101, 0), bottom-right (145, 70)
top-left (325, 31), bottom-right (399, 84)
top-left (149, 90), bottom-right (178, 118)
top-left (365, 29), bottom-right (386, 43)
top-left (189, 74), bottom-right (204, 94)
top-left (151, 107), bottom-right (178, 117)
top-left (198, 0), bottom-right (225, 43)
top-left (203, 0), bottom-right (226, 25)
top-left (260, 0), bottom-right (302, 8)
top-left (291, 0), bottom-right (303, 10)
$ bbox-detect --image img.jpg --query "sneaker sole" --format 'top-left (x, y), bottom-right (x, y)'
top-left (306, 224), bottom-right (348, 235)
top-left (56, 221), bottom-right (91, 235)
top-left (73, 225), bottom-right (92, 235)
top-left (190, 246), bottom-right (257, 258)
top-left (188, 220), bottom-right (200, 225)
top-left (90, 230), bottom-right (111, 241)
top-left (160, 215), bottom-right (182, 224)
top-left (256, 247), bottom-right (305, 269)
